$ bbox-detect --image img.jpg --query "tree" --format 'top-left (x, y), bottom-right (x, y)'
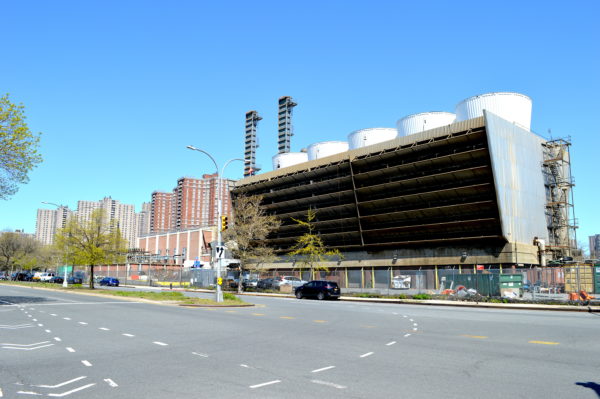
top-left (0, 94), bottom-right (42, 199)
top-left (288, 209), bottom-right (343, 279)
top-left (0, 231), bottom-right (39, 273)
top-left (54, 209), bottom-right (127, 289)
top-left (223, 195), bottom-right (280, 293)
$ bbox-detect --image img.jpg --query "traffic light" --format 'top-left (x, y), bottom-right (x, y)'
top-left (220, 215), bottom-right (228, 231)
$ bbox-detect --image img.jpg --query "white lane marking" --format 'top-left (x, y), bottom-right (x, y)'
top-left (37, 324), bottom-right (43, 327)
top-left (0, 386), bottom-right (2, 397)
top-left (392, 312), bottom-right (398, 315)
top-left (54, 337), bottom-right (62, 342)
top-left (103, 379), bottom-right (118, 388)
top-left (2, 344), bottom-right (54, 351)
top-left (409, 319), bottom-right (414, 322)
top-left (81, 360), bottom-right (92, 367)
top-left (16, 390), bottom-right (42, 395)
top-left (403, 315), bottom-right (408, 318)
top-left (47, 383), bottom-right (95, 397)
top-left (0, 324), bottom-right (34, 329)
top-left (34, 376), bottom-right (86, 388)
top-left (249, 380), bottom-right (281, 389)
top-left (413, 327), bottom-right (418, 331)
top-left (78, 322), bottom-right (87, 325)
top-left (66, 347), bottom-right (75, 353)
top-left (359, 352), bottom-right (374, 358)
top-left (191, 352), bottom-right (209, 357)
top-left (311, 380), bottom-right (347, 389)
top-left (413, 323), bottom-right (418, 327)
top-left (32, 319), bottom-right (37, 322)
top-left (45, 330), bottom-right (51, 333)
top-left (122, 333), bottom-right (135, 337)
top-left (63, 318), bottom-right (71, 321)
top-left (312, 366), bottom-right (336, 373)
top-left (404, 333), bottom-right (411, 338)
top-left (386, 341), bottom-right (396, 346)
top-left (0, 341), bottom-right (50, 347)
top-left (240, 364), bottom-right (250, 368)
top-left (27, 315), bottom-right (32, 318)
top-left (50, 314), bottom-right (57, 316)
top-left (153, 341), bottom-right (168, 346)
top-left (99, 327), bottom-right (110, 331)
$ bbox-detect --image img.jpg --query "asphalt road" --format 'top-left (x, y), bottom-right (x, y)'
top-left (1, 284), bottom-right (599, 398)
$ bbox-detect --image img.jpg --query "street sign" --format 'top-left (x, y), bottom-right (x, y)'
top-left (217, 277), bottom-right (223, 286)
top-left (215, 246), bottom-right (225, 259)
top-left (476, 265), bottom-right (484, 270)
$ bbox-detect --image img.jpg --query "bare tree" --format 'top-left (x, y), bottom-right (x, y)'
top-left (0, 231), bottom-right (39, 273)
top-left (223, 195), bottom-right (280, 293)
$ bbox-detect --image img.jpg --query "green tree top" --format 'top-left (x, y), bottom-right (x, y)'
top-left (0, 94), bottom-right (42, 199)
top-left (54, 209), bottom-right (127, 288)
top-left (288, 209), bottom-right (343, 276)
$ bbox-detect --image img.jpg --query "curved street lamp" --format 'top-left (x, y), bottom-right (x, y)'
top-left (186, 145), bottom-right (246, 302)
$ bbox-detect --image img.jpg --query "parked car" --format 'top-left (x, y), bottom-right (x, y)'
top-left (12, 272), bottom-right (33, 281)
top-left (67, 276), bottom-right (83, 284)
top-left (39, 273), bottom-right (56, 282)
top-left (49, 276), bottom-right (64, 284)
top-left (257, 278), bottom-right (276, 290)
top-left (272, 276), bottom-right (307, 288)
top-left (0, 272), bottom-right (8, 280)
top-left (99, 277), bottom-right (119, 287)
top-left (31, 272), bottom-right (44, 281)
top-left (242, 278), bottom-right (259, 289)
top-left (295, 280), bottom-right (341, 300)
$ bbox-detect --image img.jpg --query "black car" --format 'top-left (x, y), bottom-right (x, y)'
top-left (11, 272), bottom-right (32, 281)
top-left (49, 276), bottom-right (64, 284)
top-left (295, 280), bottom-right (341, 300)
top-left (257, 278), bottom-right (275, 290)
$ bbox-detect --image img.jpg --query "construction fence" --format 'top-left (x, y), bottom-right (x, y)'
top-left (93, 264), bottom-right (599, 296)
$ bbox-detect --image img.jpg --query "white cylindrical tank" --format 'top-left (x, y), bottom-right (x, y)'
top-left (455, 92), bottom-right (532, 130)
top-left (307, 141), bottom-right (349, 160)
top-left (348, 128), bottom-right (398, 149)
top-left (272, 152), bottom-right (309, 170)
top-left (396, 112), bottom-right (456, 137)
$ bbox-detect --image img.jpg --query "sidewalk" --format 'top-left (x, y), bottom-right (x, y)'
top-left (128, 284), bottom-right (600, 313)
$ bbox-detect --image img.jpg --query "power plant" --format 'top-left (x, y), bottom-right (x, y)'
top-left (235, 92), bottom-right (577, 272)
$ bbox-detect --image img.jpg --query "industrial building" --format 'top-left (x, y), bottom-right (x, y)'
top-left (233, 93), bottom-right (577, 273)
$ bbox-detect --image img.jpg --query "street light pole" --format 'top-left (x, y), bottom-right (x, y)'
top-left (187, 145), bottom-right (245, 303)
top-left (42, 201), bottom-right (69, 288)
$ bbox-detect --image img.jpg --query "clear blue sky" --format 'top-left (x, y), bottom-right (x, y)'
top-left (1, 0), bottom-right (598, 252)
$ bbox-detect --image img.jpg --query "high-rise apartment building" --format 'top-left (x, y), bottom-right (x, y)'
top-left (590, 234), bottom-right (600, 258)
top-left (35, 206), bottom-right (72, 245)
top-left (151, 192), bottom-right (174, 233)
top-left (75, 197), bottom-right (137, 248)
top-left (136, 202), bottom-right (151, 240)
top-left (149, 175), bottom-right (234, 233)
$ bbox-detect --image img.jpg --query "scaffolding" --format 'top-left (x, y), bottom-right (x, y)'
top-left (542, 138), bottom-right (578, 259)
top-left (277, 96), bottom-right (297, 153)
top-left (244, 110), bottom-right (262, 177)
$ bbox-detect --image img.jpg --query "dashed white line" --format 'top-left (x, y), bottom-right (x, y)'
top-left (78, 322), bottom-right (88, 325)
top-left (45, 330), bottom-right (51, 333)
top-left (50, 314), bottom-right (57, 316)
top-left (312, 366), bottom-right (336, 373)
top-left (54, 337), bottom-right (62, 342)
top-left (413, 327), bottom-right (418, 331)
top-left (249, 380), bottom-right (281, 389)
top-left (386, 341), bottom-right (397, 346)
top-left (404, 333), bottom-right (411, 338)
top-left (153, 341), bottom-right (168, 346)
top-left (16, 390), bottom-right (42, 395)
top-left (311, 380), bottom-right (347, 389)
top-left (359, 352), bottom-right (374, 358)
top-left (104, 379), bottom-right (118, 388)
top-left (192, 352), bottom-right (209, 357)
top-left (81, 360), bottom-right (92, 367)
top-left (37, 324), bottom-right (43, 327)
top-left (66, 347), bottom-right (75, 353)
top-left (409, 319), bottom-right (414, 322)
top-left (403, 315), bottom-right (408, 318)
top-left (413, 323), bottom-right (418, 327)
top-left (32, 319), bottom-right (37, 322)
top-left (63, 318), bottom-right (71, 321)
top-left (99, 327), bottom-right (110, 331)
top-left (122, 333), bottom-right (135, 337)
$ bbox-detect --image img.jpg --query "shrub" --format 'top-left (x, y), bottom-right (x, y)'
top-left (412, 294), bottom-right (431, 300)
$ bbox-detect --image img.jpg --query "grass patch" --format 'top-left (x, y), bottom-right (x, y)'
top-left (108, 290), bottom-right (186, 301)
top-left (411, 294), bottom-right (431, 300)
top-left (0, 281), bottom-right (86, 290)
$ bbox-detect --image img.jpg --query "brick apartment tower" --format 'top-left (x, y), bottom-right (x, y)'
top-left (150, 192), bottom-right (174, 233)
